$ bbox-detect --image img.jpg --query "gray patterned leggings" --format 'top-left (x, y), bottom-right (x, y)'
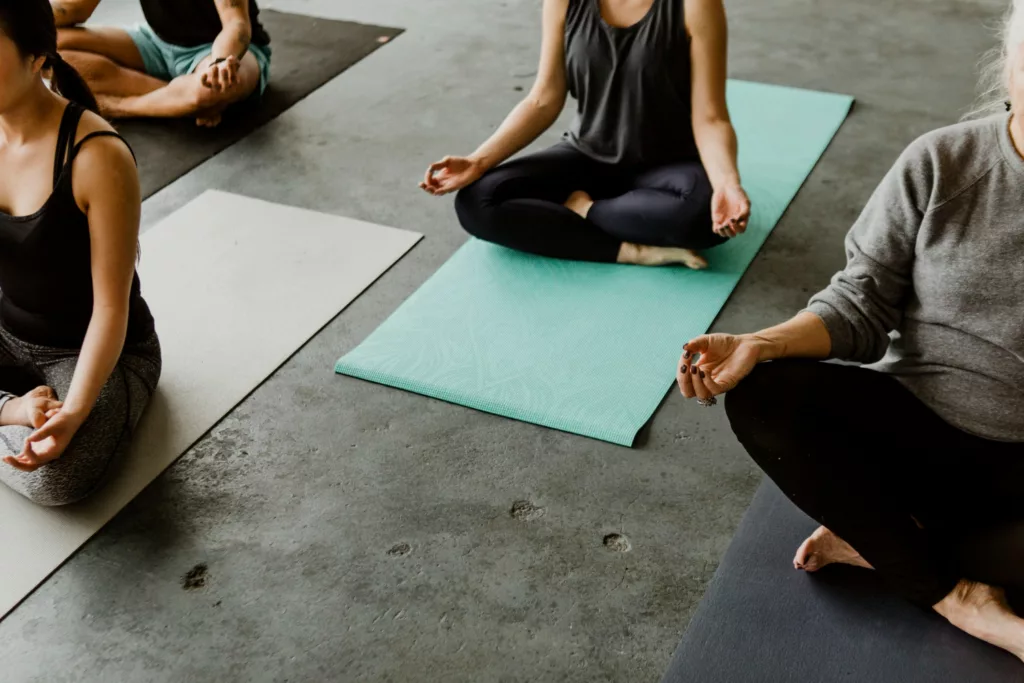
top-left (0, 327), bottom-right (161, 506)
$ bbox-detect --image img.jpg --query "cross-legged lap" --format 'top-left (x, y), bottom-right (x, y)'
top-left (587, 161), bottom-right (725, 250)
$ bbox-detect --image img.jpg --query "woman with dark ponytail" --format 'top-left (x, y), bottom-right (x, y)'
top-left (0, 0), bottom-right (161, 505)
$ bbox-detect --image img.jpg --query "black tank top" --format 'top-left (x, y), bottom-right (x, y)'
top-left (564, 0), bottom-right (698, 166)
top-left (140, 0), bottom-right (271, 48)
top-left (0, 104), bottom-right (155, 349)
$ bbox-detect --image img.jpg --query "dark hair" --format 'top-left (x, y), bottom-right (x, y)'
top-left (0, 0), bottom-right (99, 113)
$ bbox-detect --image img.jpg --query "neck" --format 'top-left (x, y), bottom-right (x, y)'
top-left (0, 83), bottom-right (63, 147)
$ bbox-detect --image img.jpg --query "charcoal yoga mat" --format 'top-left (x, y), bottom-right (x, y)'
top-left (116, 10), bottom-right (402, 198)
top-left (661, 481), bottom-right (1024, 683)
top-left (336, 81), bottom-right (854, 446)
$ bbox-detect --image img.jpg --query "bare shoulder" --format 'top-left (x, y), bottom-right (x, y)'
top-left (72, 109), bottom-right (136, 172)
top-left (684, 0), bottom-right (726, 32)
top-left (69, 109), bottom-right (139, 212)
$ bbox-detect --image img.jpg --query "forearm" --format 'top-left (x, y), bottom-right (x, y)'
top-left (61, 307), bottom-right (128, 419)
top-left (212, 19), bottom-right (251, 60)
top-left (744, 311), bottom-right (832, 362)
top-left (469, 96), bottom-right (562, 170)
top-left (693, 118), bottom-right (741, 190)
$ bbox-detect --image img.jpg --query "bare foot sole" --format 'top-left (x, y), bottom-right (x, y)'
top-left (564, 190), bottom-right (594, 219)
top-left (619, 243), bottom-right (709, 269)
top-left (935, 581), bottom-right (1024, 663)
top-left (794, 525), bottom-right (873, 572)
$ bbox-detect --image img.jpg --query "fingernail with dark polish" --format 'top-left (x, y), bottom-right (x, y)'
top-left (699, 371), bottom-right (706, 379)
top-left (691, 367), bottom-right (698, 375)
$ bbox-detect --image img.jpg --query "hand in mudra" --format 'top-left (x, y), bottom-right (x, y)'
top-left (420, 156), bottom-right (485, 196)
top-left (711, 183), bottom-right (751, 238)
top-left (200, 55), bottom-right (241, 92)
top-left (677, 333), bottom-right (762, 403)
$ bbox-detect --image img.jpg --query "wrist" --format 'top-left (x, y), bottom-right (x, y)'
top-left (466, 154), bottom-right (490, 172)
top-left (58, 403), bottom-right (91, 425)
top-left (741, 333), bottom-right (783, 362)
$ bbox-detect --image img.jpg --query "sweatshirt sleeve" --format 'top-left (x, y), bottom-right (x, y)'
top-left (805, 137), bottom-right (935, 363)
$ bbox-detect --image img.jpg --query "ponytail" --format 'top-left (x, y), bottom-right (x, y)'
top-left (45, 53), bottom-right (99, 113)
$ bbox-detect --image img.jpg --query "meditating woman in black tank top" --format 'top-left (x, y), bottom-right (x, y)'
top-left (0, 0), bottom-right (160, 506)
top-left (421, 0), bottom-right (750, 269)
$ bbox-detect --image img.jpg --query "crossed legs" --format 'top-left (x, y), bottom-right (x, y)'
top-left (57, 27), bottom-right (261, 126)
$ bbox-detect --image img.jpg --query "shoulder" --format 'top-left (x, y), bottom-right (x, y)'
top-left (71, 110), bottom-right (136, 180)
top-left (684, 0), bottom-right (726, 36)
top-left (896, 117), bottom-right (1003, 210)
top-left (69, 109), bottom-right (139, 211)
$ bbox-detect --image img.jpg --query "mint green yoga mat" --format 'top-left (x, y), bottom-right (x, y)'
top-left (337, 81), bottom-right (853, 446)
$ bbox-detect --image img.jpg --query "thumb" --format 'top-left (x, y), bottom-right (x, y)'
top-left (684, 336), bottom-right (711, 356)
top-left (30, 408), bottom-right (47, 429)
top-left (28, 418), bottom-right (59, 443)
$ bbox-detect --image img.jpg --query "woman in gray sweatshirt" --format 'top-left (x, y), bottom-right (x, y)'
top-left (676, 1), bottom-right (1024, 663)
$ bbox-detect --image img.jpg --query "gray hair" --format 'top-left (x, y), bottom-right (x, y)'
top-left (966, 0), bottom-right (1024, 118)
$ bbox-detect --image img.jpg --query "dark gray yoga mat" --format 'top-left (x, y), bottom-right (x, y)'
top-left (662, 481), bottom-right (1024, 683)
top-left (116, 11), bottom-right (402, 198)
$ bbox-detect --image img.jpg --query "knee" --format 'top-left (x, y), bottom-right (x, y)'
top-left (724, 363), bottom-right (778, 439)
top-left (725, 361), bottom-right (820, 456)
top-left (18, 469), bottom-right (103, 507)
top-left (454, 181), bottom-right (495, 238)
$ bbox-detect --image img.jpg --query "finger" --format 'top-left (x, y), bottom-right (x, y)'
top-left (688, 364), bottom-right (712, 401)
top-left (3, 455), bottom-right (39, 472)
top-left (697, 366), bottom-right (729, 396)
top-left (45, 408), bottom-right (60, 419)
top-left (17, 439), bottom-right (43, 466)
top-left (30, 408), bottom-right (47, 429)
top-left (733, 220), bottom-right (748, 235)
top-left (677, 362), bottom-right (696, 398)
top-left (684, 336), bottom-right (711, 357)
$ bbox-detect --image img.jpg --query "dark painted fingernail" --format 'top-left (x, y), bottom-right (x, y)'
top-left (699, 371), bottom-right (706, 379)
top-left (691, 367), bottom-right (698, 375)
top-left (683, 351), bottom-right (691, 359)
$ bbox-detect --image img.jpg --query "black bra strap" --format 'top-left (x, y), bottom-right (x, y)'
top-left (52, 103), bottom-right (85, 188)
top-left (68, 132), bottom-right (137, 167)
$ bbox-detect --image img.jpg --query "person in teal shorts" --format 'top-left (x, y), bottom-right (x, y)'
top-left (51, 0), bottom-right (272, 127)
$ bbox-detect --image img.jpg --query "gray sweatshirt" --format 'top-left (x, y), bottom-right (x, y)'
top-left (807, 114), bottom-right (1024, 442)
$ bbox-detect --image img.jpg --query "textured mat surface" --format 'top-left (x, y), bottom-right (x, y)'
top-left (661, 481), bottom-right (1024, 683)
top-left (117, 11), bottom-right (403, 198)
top-left (336, 81), bottom-right (853, 446)
top-left (0, 191), bottom-right (420, 620)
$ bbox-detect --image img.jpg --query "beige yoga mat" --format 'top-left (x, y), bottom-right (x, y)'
top-left (0, 190), bottom-right (421, 619)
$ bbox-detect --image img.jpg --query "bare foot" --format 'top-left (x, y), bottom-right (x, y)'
top-left (0, 387), bottom-right (62, 429)
top-left (794, 525), bottom-right (873, 572)
top-left (195, 110), bottom-right (224, 128)
top-left (564, 190), bottom-right (594, 219)
top-left (617, 243), bottom-right (709, 269)
top-left (935, 580), bottom-right (1024, 663)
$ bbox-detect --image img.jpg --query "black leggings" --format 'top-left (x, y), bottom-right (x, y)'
top-left (725, 360), bottom-right (1024, 608)
top-left (454, 143), bottom-right (726, 262)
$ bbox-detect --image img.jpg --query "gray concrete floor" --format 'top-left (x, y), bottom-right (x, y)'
top-left (0, 0), bottom-right (1007, 681)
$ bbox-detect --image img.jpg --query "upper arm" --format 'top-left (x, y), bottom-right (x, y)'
top-left (685, 0), bottom-right (729, 125)
top-left (530, 0), bottom-right (570, 109)
top-left (71, 128), bottom-right (141, 313)
top-left (806, 144), bottom-right (932, 361)
top-left (214, 0), bottom-right (251, 30)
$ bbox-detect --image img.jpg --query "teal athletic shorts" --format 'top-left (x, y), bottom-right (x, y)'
top-left (127, 23), bottom-right (272, 96)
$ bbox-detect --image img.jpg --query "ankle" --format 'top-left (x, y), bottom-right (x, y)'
top-left (617, 242), bottom-right (642, 264)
